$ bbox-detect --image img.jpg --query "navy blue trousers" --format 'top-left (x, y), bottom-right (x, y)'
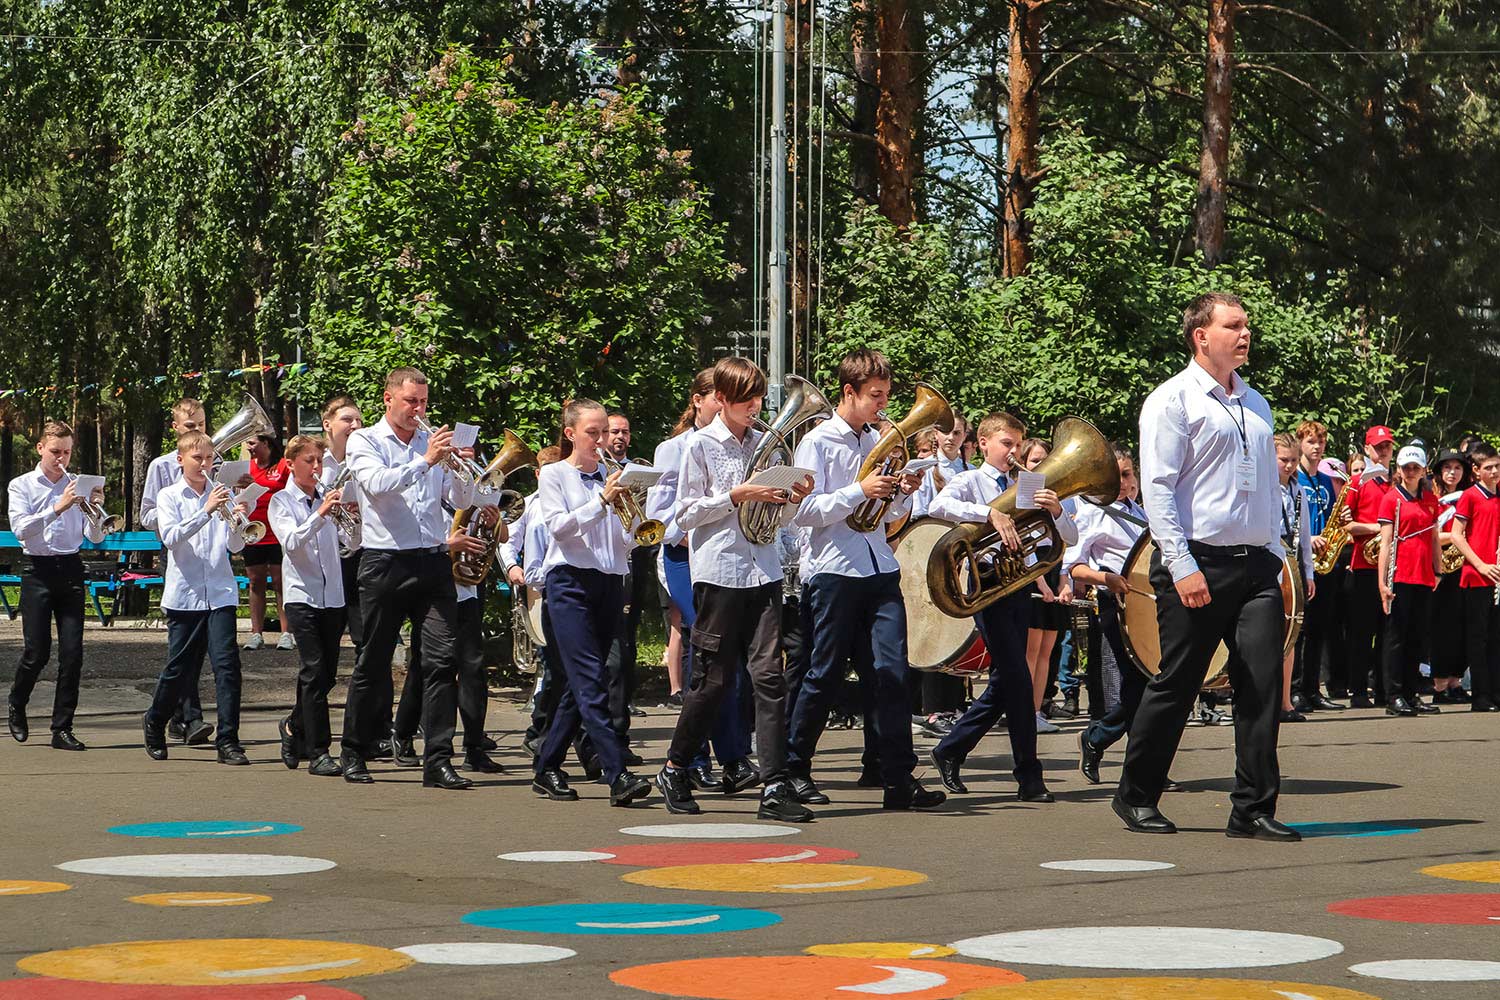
top-left (537, 566), bottom-right (628, 784)
top-left (1082, 592), bottom-right (1146, 753)
top-left (935, 587), bottom-right (1040, 784)
top-left (148, 607), bottom-right (242, 748)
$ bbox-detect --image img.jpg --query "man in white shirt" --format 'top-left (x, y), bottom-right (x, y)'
top-left (7, 421), bottom-right (104, 750)
top-left (1115, 292), bottom-right (1295, 841)
top-left (787, 349), bottom-right (945, 811)
top-left (339, 367), bottom-right (475, 789)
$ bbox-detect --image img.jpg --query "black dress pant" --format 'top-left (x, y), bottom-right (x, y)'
top-left (397, 597), bottom-right (489, 750)
top-left (284, 602), bottom-right (346, 757)
top-left (342, 549), bottom-right (459, 768)
top-left (1384, 582), bottom-right (1431, 702)
top-left (604, 547), bottom-right (653, 737)
top-left (1083, 592), bottom-right (1147, 753)
top-left (1293, 556), bottom-right (1336, 700)
top-left (340, 550), bottom-right (364, 656)
top-left (148, 607), bottom-right (241, 747)
top-left (1430, 572), bottom-right (1466, 680)
top-left (1317, 554), bottom-right (1351, 695)
top-left (1119, 545), bottom-right (1284, 819)
top-left (935, 587), bottom-right (1039, 784)
top-left (1346, 568), bottom-right (1386, 701)
top-left (9, 555), bottom-right (86, 732)
top-left (1463, 586), bottom-right (1500, 703)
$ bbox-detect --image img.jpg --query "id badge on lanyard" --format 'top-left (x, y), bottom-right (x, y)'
top-left (1215, 394), bottom-right (1256, 493)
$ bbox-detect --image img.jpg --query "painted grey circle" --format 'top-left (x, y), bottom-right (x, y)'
top-left (498, 850), bottom-right (616, 862)
top-left (1350, 959), bottom-right (1500, 982)
top-left (619, 823), bottom-right (797, 839)
top-left (1040, 859), bottom-right (1176, 873)
top-left (56, 854), bottom-right (337, 878)
top-left (951, 926), bottom-right (1344, 969)
top-left (396, 942), bottom-right (576, 965)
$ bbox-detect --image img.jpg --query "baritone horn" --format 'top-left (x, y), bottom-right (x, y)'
top-left (927, 416), bottom-right (1120, 618)
top-left (738, 374), bottom-right (833, 544)
top-left (846, 382), bottom-right (955, 533)
top-left (450, 430), bottom-right (539, 586)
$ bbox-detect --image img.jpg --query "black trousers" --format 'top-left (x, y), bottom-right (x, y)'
top-left (670, 581), bottom-right (786, 781)
top-left (284, 602), bottom-right (346, 757)
top-left (1346, 568), bottom-right (1386, 701)
top-left (340, 550), bottom-right (364, 657)
top-left (935, 587), bottom-right (1039, 784)
top-left (1430, 573), bottom-right (1466, 680)
top-left (342, 549), bottom-right (459, 768)
top-left (148, 607), bottom-right (241, 747)
top-left (1384, 582), bottom-right (1431, 702)
top-left (1293, 557), bottom-right (1336, 700)
top-left (1317, 555), bottom-right (1351, 695)
top-left (1463, 586), bottom-right (1500, 703)
top-left (1119, 545), bottom-right (1284, 819)
top-left (536, 566), bottom-right (628, 783)
top-left (9, 555), bottom-right (86, 732)
top-left (604, 547), bottom-right (653, 737)
top-left (396, 597), bottom-right (488, 750)
top-left (1083, 592), bottom-right (1147, 753)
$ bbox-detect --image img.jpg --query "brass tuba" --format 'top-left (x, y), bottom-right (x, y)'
top-left (450, 430), bottom-right (539, 586)
top-left (601, 453), bottom-right (666, 545)
top-left (738, 374), bottom-right (833, 544)
top-left (846, 383), bottom-right (955, 533)
top-left (1312, 481), bottom-right (1355, 575)
top-left (209, 394), bottom-right (276, 545)
top-left (926, 417), bottom-right (1120, 618)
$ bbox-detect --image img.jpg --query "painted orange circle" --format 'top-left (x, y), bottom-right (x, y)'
top-left (18, 938), bottom-right (413, 985)
top-left (621, 863), bottom-right (926, 893)
top-left (805, 942), bottom-right (956, 960)
top-left (610, 956), bottom-right (1023, 999)
top-left (958, 977), bottom-right (1382, 1000)
top-left (128, 892), bottom-right (272, 907)
top-left (1422, 862), bottom-right (1500, 884)
top-left (0, 881), bottom-right (70, 897)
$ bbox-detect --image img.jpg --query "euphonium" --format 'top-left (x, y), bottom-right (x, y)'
top-left (1312, 481), bottom-right (1355, 575)
top-left (738, 374), bottom-right (833, 544)
top-left (846, 382), bottom-right (955, 533)
top-left (926, 417), bottom-right (1120, 618)
top-left (450, 431), bottom-right (540, 585)
top-left (601, 454), bottom-right (666, 545)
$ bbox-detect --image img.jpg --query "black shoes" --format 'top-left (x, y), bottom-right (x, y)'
top-left (143, 714), bottom-right (168, 761)
top-left (788, 775), bottom-right (830, 805)
top-left (622, 750), bottom-right (646, 767)
top-left (1226, 814), bottom-right (1302, 841)
top-left (279, 718), bottom-right (301, 770)
top-left (1386, 697), bottom-right (1418, 717)
top-left (308, 753), bottom-right (344, 777)
top-left (1078, 731), bottom-right (1103, 785)
top-left (856, 767), bottom-right (883, 788)
top-left (341, 752), bottom-right (373, 784)
top-left (1414, 698), bottom-right (1441, 714)
top-left (688, 764), bottom-right (720, 792)
top-left (1310, 694), bottom-right (1346, 711)
top-left (1018, 778), bottom-right (1055, 803)
top-left (166, 720), bottom-right (186, 743)
top-left (1279, 708), bottom-right (1307, 723)
top-left (8, 705), bottom-right (27, 743)
top-left (523, 735), bottom-right (541, 758)
top-left (371, 737), bottom-right (393, 760)
top-left (759, 780), bottom-right (814, 822)
top-left (1472, 698), bottom-right (1500, 712)
top-left (1349, 694), bottom-right (1374, 709)
top-left (656, 767), bottom-right (701, 815)
top-left (1055, 693), bottom-right (1080, 719)
top-left (883, 779), bottom-right (946, 810)
top-left (580, 755), bottom-right (604, 782)
top-left (462, 750), bottom-right (504, 773)
top-left (217, 744), bottom-right (250, 766)
top-left (930, 748), bottom-right (968, 794)
top-left (51, 730), bottom-right (86, 751)
top-left (183, 720), bottom-right (215, 746)
top-left (392, 734), bottom-right (421, 768)
top-left (423, 762), bottom-right (474, 789)
top-left (1112, 797), bottom-right (1177, 834)
top-left (477, 734), bottom-right (499, 752)
top-left (721, 759), bottom-right (760, 795)
top-left (532, 768), bottom-right (579, 801)
top-left (609, 770), bottom-right (652, 806)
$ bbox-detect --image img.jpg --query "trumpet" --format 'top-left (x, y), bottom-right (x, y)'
top-left (216, 488), bottom-right (266, 545)
top-left (600, 453), bottom-right (665, 545)
top-left (739, 374), bottom-right (833, 544)
top-left (847, 382), bottom-right (954, 533)
top-left (322, 468), bottom-right (362, 555)
top-left (70, 476), bottom-right (123, 536)
top-left (413, 415), bottom-right (504, 495)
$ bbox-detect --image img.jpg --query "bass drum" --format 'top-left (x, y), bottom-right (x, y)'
top-left (895, 517), bottom-right (991, 678)
top-left (1118, 530), bottom-right (1303, 694)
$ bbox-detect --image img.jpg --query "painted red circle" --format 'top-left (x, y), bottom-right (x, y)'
top-left (611, 956), bottom-right (1023, 1000)
top-left (593, 843), bottom-right (859, 867)
top-left (1329, 893), bottom-right (1500, 925)
top-left (0, 981), bottom-right (364, 1000)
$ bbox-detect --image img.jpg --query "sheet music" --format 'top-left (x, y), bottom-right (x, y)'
top-left (450, 423), bottom-right (479, 450)
top-left (748, 465), bottom-right (815, 490)
top-left (73, 474), bottom-right (105, 496)
top-left (214, 460), bottom-right (251, 487)
top-left (618, 464), bottom-right (664, 488)
top-left (233, 482), bottom-right (268, 509)
top-left (1015, 470), bottom-right (1046, 510)
top-left (903, 456), bottom-right (939, 474)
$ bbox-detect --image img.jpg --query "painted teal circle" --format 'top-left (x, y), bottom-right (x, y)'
top-left (107, 821), bottom-right (303, 839)
top-left (1287, 821), bottom-right (1420, 839)
top-left (462, 902), bottom-right (781, 935)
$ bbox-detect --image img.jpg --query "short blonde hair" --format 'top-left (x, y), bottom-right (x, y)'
top-left (176, 430), bottom-right (212, 455)
top-left (977, 412), bottom-right (1025, 439)
top-left (285, 434), bottom-right (326, 462)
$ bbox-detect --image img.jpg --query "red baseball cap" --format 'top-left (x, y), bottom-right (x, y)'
top-left (1365, 425), bottom-right (1395, 447)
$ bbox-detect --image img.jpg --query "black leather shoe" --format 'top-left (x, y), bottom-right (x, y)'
top-left (883, 779), bottom-right (946, 810)
top-left (1078, 731), bottom-right (1103, 785)
top-left (1018, 779), bottom-right (1055, 803)
top-left (1386, 697), bottom-right (1418, 717)
top-left (1349, 694), bottom-right (1373, 709)
top-left (392, 734), bottom-right (421, 767)
top-left (687, 764), bottom-right (719, 791)
top-left (308, 753), bottom-right (343, 777)
top-left (788, 775), bottom-right (830, 804)
top-left (142, 714), bottom-right (167, 761)
top-left (580, 755), bottom-right (604, 782)
top-left (1311, 694), bottom-right (1345, 711)
top-left (759, 780), bottom-right (814, 822)
top-left (1163, 776), bottom-right (1184, 792)
top-left (423, 762), bottom-right (473, 789)
top-left (183, 720), bottom-right (215, 746)
top-left (656, 767), bottom-right (701, 815)
top-left (166, 720), bottom-right (186, 743)
top-left (1414, 698), bottom-right (1441, 714)
top-left (50, 729), bottom-right (86, 751)
top-left (477, 734), bottom-right (499, 752)
top-left (8, 704), bottom-right (28, 743)
top-left (1472, 698), bottom-right (1500, 712)
top-left (1112, 796), bottom-right (1176, 834)
top-left (609, 770), bottom-right (652, 806)
top-left (721, 759), bottom-right (760, 795)
top-left (1279, 708), bottom-right (1307, 723)
top-left (217, 744), bottom-right (250, 766)
top-left (1226, 814), bottom-right (1302, 841)
top-left (341, 752), bottom-right (373, 783)
top-left (462, 750), bottom-right (504, 774)
top-left (930, 748), bottom-right (968, 794)
top-left (278, 715), bottom-right (303, 769)
top-left (532, 768), bottom-right (579, 801)
top-left (371, 737), bottom-right (393, 761)
top-left (1290, 693), bottom-right (1309, 712)
top-left (623, 750), bottom-right (645, 767)
top-left (856, 767), bottom-right (884, 788)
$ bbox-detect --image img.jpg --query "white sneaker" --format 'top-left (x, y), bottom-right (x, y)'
top-left (242, 632), bottom-right (265, 651)
top-left (1035, 711), bottom-right (1061, 734)
top-left (276, 632), bottom-right (296, 651)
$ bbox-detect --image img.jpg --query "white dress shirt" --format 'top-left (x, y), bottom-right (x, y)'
top-left (676, 415), bottom-right (782, 588)
top-left (792, 413), bottom-right (913, 579)
top-left (522, 510), bottom-right (551, 588)
top-left (498, 502), bottom-right (533, 572)
top-left (929, 463), bottom-right (1079, 548)
top-left (139, 451), bottom-right (182, 533)
top-left (1281, 481), bottom-right (1314, 585)
top-left (648, 428), bottom-right (696, 548)
top-left (268, 483), bottom-right (345, 609)
top-left (1063, 497), bottom-right (1147, 576)
top-left (912, 453), bottom-right (969, 519)
top-left (1138, 359), bottom-right (1283, 582)
top-left (8, 466), bottom-right (105, 556)
top-left (535, 460), bottom-right (633, 578)
top-left (345, 417), bottom-right (473, 551)
top-left (157, 478), bottom-right (245, 611)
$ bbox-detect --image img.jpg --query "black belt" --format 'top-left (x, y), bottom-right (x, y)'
top-left (26, 553), bottom-right (82, 564)
top-left (1186, 541), bottom-right (1266, 558)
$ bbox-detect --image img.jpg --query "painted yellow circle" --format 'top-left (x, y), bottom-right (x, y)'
top-left (18, 938), bottom-right (414, 985)
top-left (1422, 861), bottom-right (1500, 884)
top-left (0, 880), bottom-right (70, 897)
top-left (804, 942), bottom-right (957, 960)
top-left (959, 977), bottom-right (1382, 1000)
top-left (621, 863), bottom-right (927, 894)
top-left (128, 892), bottom-right (273, 907)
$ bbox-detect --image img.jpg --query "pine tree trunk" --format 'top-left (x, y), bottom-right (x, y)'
top-left (1195, 0), bottom-right (1236, 268)
top-left (1002, 0), bottom-right (1043, 277)
top-left (850, 0), bottom-right (880, 205)
top-left (875, 0), bottom-right (919, 228)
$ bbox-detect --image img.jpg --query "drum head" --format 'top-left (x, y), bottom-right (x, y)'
top-left (1118, 531), bottom-right (1231, 691)
top-left (524, 586), bottom-right (547, 647)
top-left (895, 518), bottom-right (985, 671)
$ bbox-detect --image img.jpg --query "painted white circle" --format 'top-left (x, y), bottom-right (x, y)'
top-left (619, 823), bottom-right (798, 839)
top-left (396, 942), bottom-right (576, 965)
top-left (1040, 859), bottom-right (1176, 873)
top-left (56, 854), bottom-right (337, 878)
top-left (951, 927), bottom-right (1344, 969)
top-left (1351, 959), bottom-right (1500, 982)
top-left (498, 850), bottom-right (616, 863)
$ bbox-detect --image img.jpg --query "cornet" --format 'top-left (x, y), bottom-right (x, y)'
top-left (600, 454), bottom-right (665, 545)
top-left (69, 476), bottom-right (123, 536)
top-left (322, 468), bottom-right (362, 556)
top-left (413, 415), bottom-right (503, 495)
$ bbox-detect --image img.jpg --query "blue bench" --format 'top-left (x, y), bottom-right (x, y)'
top-left (0, 530), bottom-right (167, 625)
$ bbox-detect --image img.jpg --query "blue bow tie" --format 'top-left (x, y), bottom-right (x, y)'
top-left (582, 470), bottom-right (604, 483)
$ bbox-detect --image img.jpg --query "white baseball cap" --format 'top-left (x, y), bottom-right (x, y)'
top-left (1396, 445), bottom-right (1428, 468)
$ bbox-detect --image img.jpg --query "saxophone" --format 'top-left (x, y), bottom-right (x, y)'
top-left (1313, 480), bottom-right (1354, 575)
